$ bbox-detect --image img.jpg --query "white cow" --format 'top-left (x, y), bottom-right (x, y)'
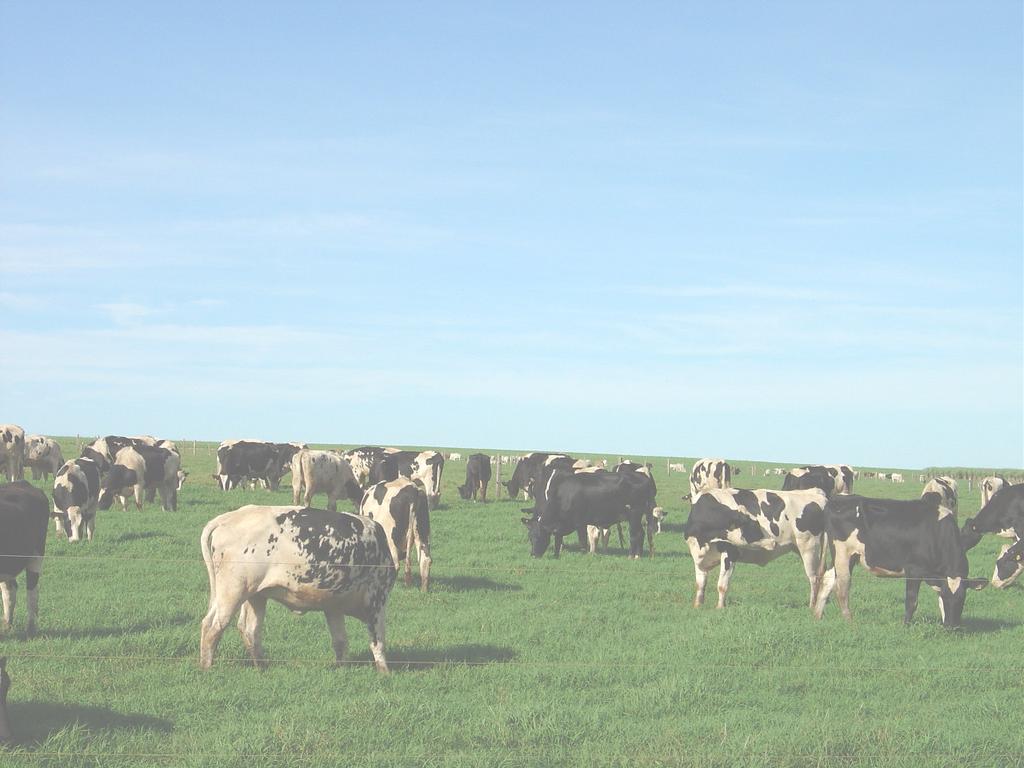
top-left (0, 425), bottom-right (26, 482)
top-left (298, 450), bottom-right (362, 511)
top-left (23, 436), bottom-right (64, 481)
top-left (98, 447), bottom-right (147, 512)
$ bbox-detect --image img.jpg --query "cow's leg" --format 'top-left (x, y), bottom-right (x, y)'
top-left (553, 534), bottom-right (563, 558)
top-left (292, 473), bottom-right (302, 505)
top-left (693, 563), bottom-right (708, 608)
top-left (365, 609), bottom-right (389, 674)
top-left (716, 548), bottom-right (736, 609)
top-left (646, 514), bottom-right (656, 559)
top-left (628, 517), bottom-right (644, 559)
top-left (0, 579), bottom-right (15, 629)
top-left (586, 526), bottom-right (600, 554)
top-left (24, 561), bottom-right (41, 637)
top-left (797, 536), bottom-right (823, 608)
top-left (85, 516), bottom-right (95, 542)
top-left (481, 481), bottom-right (487, 503)
top-left (403, 524), bottom-right (415, 587)
top-left (327, 493), bottom-right (338, 513)
top-left (134, 485), bottom-right (143, 511)
top-left (200, 580), bottom-right (247, 670)
top-left (324, 606), bottom-right (349, 664)
top-left (833, 545), bottom-right (856, 621)
top-left (416, 535), bottom-right (431, 593)
top-left (576, 527), bottom-right (587, 551)
top-left (237, 596), bottom-right (268, 669)
top-left (904, 578), bottom-right (922, 625)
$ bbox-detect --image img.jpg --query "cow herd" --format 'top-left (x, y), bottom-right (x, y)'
top-left (1, 423), bottom-right (1023, 680)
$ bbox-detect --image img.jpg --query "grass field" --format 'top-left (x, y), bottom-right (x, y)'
top-left (1, 439), bottom-right (1022, 767)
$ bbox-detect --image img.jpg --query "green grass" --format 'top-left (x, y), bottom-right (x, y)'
top-left (1, 439), bottom-right (1022, 767)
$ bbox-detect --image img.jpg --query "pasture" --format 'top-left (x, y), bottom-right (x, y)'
top-left (1, 439), bottom-right (1022, 767)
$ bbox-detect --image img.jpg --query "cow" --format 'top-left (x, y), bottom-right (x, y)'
top-left (961, 483), bottom-right (1024, 551)
top-left (890, 473), bottom-right (905, 483)
top-left (991, 538), bottom-right (1024, 589)
top-left (783, 466), bottom-right (837, 498)
top-left (135, 444), bottom-right (182, 511)
top-left (23, 436), bottom-right (64, 481)
top-left (813, 494), bottom-right (986, 627)
top-left (176, 469), bottom-right (189, 492)
top-left (0, 657), bottom-right (10, 744)
top-left (669, 463), bottom-right (687, 474)
top-left (0, 426), bottom-right (25, 482)
top-left (199, 505), bottom-right (395, 672)
top-left (367, 450), bottom-right (445, 509)
top-left (522, 469), bottom-right (659, 559)
top-left (359, 477), bottom-right (432, 591)
top-left (683, 488), bottom-right (827, 609)
top-left (98, 446), bottom-right (147, 512)
top-left (457, 453), bottom-right (492, 502)
top-left (687, 459), bottom-right (739, 501)
top-left (0, 482), bottom-right (48, 636)
top-left (298, 450), bottom-right (363, 512)
top-left (342, 446), bottom-right (396, 488)
top-left (922, 476), bottom-right (958, 517)
top-left (981, 476), bottom-right (1007, 508)
top-left (214, 440), bottom-right (302, 492)
top-left (504, 453), bottom-right (572, 500)
top-left (447, 452), bottom-right (462, 461)
top-left (52, 457), bottom-right (101, 542)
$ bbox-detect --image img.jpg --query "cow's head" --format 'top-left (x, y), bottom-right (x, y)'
top-left (520, 513), bottom-right (553, 558)
top-left (457, 483), bottom-right (472, 500)
top-left (176, 470), bottom-right (189, 491)
top-left (650, 506), bottom-right (666, 534)
top-left (934, 575), bottom-right (988, 628)
top-left (992, 539), bottom-right (1024, 589)
top-left (97, 466), bottom-right (137, 510)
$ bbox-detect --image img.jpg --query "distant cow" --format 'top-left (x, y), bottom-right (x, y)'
top-left (981, 477), bottom-right (1007, 508)
top-left (991, 538), bottom-right (1024, 589)
top-left (890, 473), bottom-right (904, 483)
top-left (215, 440), bottom-right (303, 491)
top-left (52, 458), bottom-right (101, 542)
top-left (199, 505), bottom-right (396, 672)
top-left (98, 446), bottom-right (147, 512)
top-left (23, 436), bottom-right (63, 481)
top-left (447, 452), bottom-right (462, 461)
top-left (683, 488), bottom-right (828, 609)
top-left (922, 476), bottom-right (958, 517)
top-left (669, 463), bottom-right (687, 473)
top-left (814, 495), bottom-right (986, 627)
top-left (688, 459), bottom-right (738, 501)
top-left (504, 453), bottom-right (573, 500)
top-left (458, 453), bottom-right (492, 502)
top-left (0, 426), bottom-right (25, 482)
top-left (297, 450), bottom-right (363, 512)
top-left (961, 483), bottom-right (1024, 551)
top-left (0, 482), bottom-right (49, 636)
top-left (359, 477), bottom-right (432, 591)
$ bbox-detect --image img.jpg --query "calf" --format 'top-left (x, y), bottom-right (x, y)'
top-left (0, 426), bottom-right (25, 482)
top-left (687, 459), bottom-right (738, 501)
top-left (813, 495), bottom-right (986, 627)
top-left (199, 505), bottom-right (395, 672)
top-left (98, 446), bottom-right (146, 512)
top-left (457, 453), bottom-right (492, 502)
top-left (0, 482), bottom-right (48, 636)
top-left (683, 488), bottom-right (827, 609)
top-left (981, 476), bottom-right (1006, 508)
top-left (23, 436), bottom-right (64, 481)
top-left (360, 477), bottom-right (432, 591)
top-left (298, 450), bottom-right (363, 512)
top-left (52, 458), bottom-right (101, 542)
top-left (961, 483), bottom-right (1024, 550)
top-left (922, 476), bottom-right (958, 517)
top-left (991, 538), bottom-right (1024, 589)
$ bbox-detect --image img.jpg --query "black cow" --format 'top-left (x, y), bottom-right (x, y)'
top-left (782, 466), bottom-right (837, 498)
top-left (458, 454), bottom-right (492, 502)
top-left (0, 482), bottom-right (49, 636)
top-left (522, 469), bottom-right (658, 559)
top-left (814, 494), bottom-right (986, 627)
top-left (214, 440), bottom-right (293, 491)
top-left (504, 453), bottom-right (573, 500)
top-left (961, 484), bottom-right (1024, 551)
top-left (0, 657), bottom-right (10, 744)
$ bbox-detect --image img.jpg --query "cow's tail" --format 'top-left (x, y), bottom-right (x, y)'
top-left (413, 485), bottom-right (430, 543)
top-left (200, 518), bottom-right (219, 605)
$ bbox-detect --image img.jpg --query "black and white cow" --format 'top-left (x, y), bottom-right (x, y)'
top-left (297, 450), bottom-right (363, 512)
top-left (522, 469), bottom-right (659, 559)
top-left (0, 657), bottom-right (10, 744)
top-left (687, 459), bottom-right (739, 501)
top-left (813, 494), bottom-right (986, 627)
top-left (782, 466), bottom-right (837, 498)
top-left (922, 476), bottom-right (958, 517)
top-left (135, 444), bottom-right (182, 511)
top-left (457, 453), bottom-right (492, 502)
top-left (683, 488), bottom-right (828, 609)
top-left (52, 458), bottom-right (101, 542)
top-left (0, 426), bottom-right (26, 482)
top-left (214, 440), bottom-right (302, 491)
top-left (0, 482), bottom-right (48, 636)
top-left (961, 483), bottom-right (1024, 551)
top-left (23, 436), bottom-right (64, 481)
top-left (504, 453), bottom-right (573, 500)
top-left (991, 538), bottom-right (1024, 589)
top-left (360, 477), bottom-right (432, 591)
top-left (199, 505), bottom-right (396, 672)
top-left (98, 446), bottom-right (147, 512)
top-left (342, 447), bottom-right (397, 488)
top-left (368, 450), bottom-right (445, 509)
top-left (981, 476), bottom-right (1007, 508)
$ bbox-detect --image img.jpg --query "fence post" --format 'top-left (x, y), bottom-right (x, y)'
top-left (495, 455), bottom-right (502, 499)
top-left (192, 440), bottom-right (197, 456)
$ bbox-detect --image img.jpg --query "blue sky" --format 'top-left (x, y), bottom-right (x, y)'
top-left (1, 2), bottom-right (1021, 468)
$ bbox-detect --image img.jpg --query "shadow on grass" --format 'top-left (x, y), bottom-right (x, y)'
top-left (8, 702), bottom-right (172, 748)
top-left (432, 575), bottom-right (522, 592)
top-left (353, 643), bottom-right (517, 672)
top-left (660, 522), bottom-right (687, 534)
top-left (959, 616), bottom-right (1021, 633)
top-left (111, 531), bottom-right (171, 543)
top-left (33, 613), bottom-right (193, 641)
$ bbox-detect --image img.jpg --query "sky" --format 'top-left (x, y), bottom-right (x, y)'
top-left (1, 2), bottom-right (1021, 468)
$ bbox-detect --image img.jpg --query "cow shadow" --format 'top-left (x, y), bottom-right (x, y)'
top-left (959, 616), bottom-right (1021, 633)
top-left (111, 531), bottom-right (170, 543)
top-left (30, 613), bottom-right (193, 641)
top-left (660, 522), bottom-right (687, 534)
top-left (432, 576), bottom-right (522, 592)
top-left (7, 702), bottom-right (172, 748)
top-left (354, 643), bottom-right (516, 672)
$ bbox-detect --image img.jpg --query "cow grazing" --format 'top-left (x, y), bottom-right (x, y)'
top-left (98, 447), bottom-right (147, 512)
top-left (922, 476), bottom-right (958, 517)
top-left (813, 495), bottom-right (986, 627)
top-left (447, 452), bottom-right (462, 461)
top-left (0, 658), bottom-right (10, 744)
top-left (0, 482), bottom-right (48, 636)
top-left (504, 453), bottom-right (572, 500)
top-left (669, 463), bottom-right (687, 474)
top-left (961, 483), bottom-right (1024, 551)
top-left (522, 469), bottom-right (658, 559)
top-left (298, 450), bottom-right (363, 512)
top-left (687, 459), bottom-right (738, 501)
top-left (52, 458), bottom-right (101, 542)
top-left (359, 477), bottom-right (432, 591)
top-left (199, 505), bottom-right (395, 672)
top-left (176, 469), bottom-right (188, 492)
top-left (683, 488), bottom-right (827, 609)
top-left (458, 453), bottom-right (492, 502)
top-left (991, 538), bottom-right (1024, 589)
top-left (23, 436), bottom-right (64, 481)
top-left (890, 473), bottom-right (905, 483)
top-left (981, 476), bottom-right (1007, 508)
top-left (0, 426), bottom-right (26, 482)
